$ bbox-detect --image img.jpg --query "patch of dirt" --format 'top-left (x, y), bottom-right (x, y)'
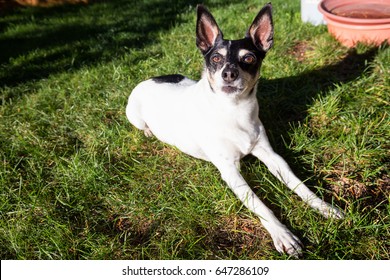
top-left (102, 110), bottom-right (119, 126)
top-left (327, 176), bottom-right (368, 198)
top-left (199, 215), bottom-right (271, 257)
top-left (289, 41), bottom-right (313, 62)
top-left (149, 144), bottom-right (182, 159)
top-left (326, 170), bottom-right (390, 208)
top-left (111, 214), bottom-right (158, 246)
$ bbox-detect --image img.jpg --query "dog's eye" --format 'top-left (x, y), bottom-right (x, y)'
top-left (211, 54), bottom-right (222, 63)
top-left (243, 54), bottom-right (256, 64)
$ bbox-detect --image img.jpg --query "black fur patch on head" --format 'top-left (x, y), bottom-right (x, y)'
top-left (152, 74), bottom-right (185, 84)
top-left (204, 38), bottom-right (266, 78)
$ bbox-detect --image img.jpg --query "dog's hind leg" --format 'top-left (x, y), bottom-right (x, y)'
top-left (126, 108), bottom-right (153, 137)
top-left (126, 89), bottom-right (154, 137)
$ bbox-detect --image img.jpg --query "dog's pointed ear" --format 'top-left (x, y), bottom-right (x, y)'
top-left (246, 3), bottom-right (274, 52)
top-left (196, 5), bottom-right (223, 54)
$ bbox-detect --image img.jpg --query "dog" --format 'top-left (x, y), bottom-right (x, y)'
top-left (126, 3), bottom-right (344, 257)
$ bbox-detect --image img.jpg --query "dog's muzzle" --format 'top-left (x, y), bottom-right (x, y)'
top-left (222, 64), bottom-right (239, 83)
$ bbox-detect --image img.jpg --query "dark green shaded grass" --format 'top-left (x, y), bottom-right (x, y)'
top-left (1, 0), bottom-right (389, 259)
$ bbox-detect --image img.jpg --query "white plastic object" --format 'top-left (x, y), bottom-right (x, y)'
top-left (301, 0), bottom-right (325, 25)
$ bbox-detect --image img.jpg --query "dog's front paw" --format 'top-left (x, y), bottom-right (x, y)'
top-left (320, 203), bottom-right (345, 220)
top-left (271, 228), bottom-right (303, 258)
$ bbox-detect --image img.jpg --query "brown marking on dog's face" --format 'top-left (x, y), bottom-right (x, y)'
top-left (196, 4), bottom-right (273, 96)
top-left (203, 40), bottom-right (264, 95)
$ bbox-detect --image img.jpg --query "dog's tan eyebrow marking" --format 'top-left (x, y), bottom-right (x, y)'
top-left (238, 49), bottom-right (251, 57)
top-left (217, 48), bottom-right (227, 56)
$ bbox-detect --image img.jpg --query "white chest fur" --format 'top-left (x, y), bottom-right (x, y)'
top-left (126, 76), bottom-right (261, 162)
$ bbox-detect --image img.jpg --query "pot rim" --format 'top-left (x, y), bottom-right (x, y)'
top-left (318, 0), bottom-right (390, 25)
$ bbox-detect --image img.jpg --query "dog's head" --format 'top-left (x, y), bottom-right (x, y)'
top-left (196, 3), bottom-right (273, 97)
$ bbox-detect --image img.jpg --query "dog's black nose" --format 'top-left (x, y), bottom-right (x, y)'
top-left (222, 65), bottom-right (239, 82)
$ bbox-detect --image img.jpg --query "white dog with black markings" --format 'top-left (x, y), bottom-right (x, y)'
top-left (126, 3), bottom-right (344, 257)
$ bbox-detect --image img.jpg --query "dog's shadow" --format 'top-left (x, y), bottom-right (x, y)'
top-left (258, 47), bottom-right (379, 141)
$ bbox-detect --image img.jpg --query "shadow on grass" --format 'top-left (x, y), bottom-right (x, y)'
top-left (242, 47), bottom-right (381, 173)
top-left (257, 47), bottom-right (380, 142)
top-left (239, 46), bottom-right (381, 204)
top-left (0, 0), bottom-right (203, 95)
top-left (0, 0), bottom-right (242, 94)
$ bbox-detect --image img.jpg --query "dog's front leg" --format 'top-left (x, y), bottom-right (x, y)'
top-left (213, 159), bottom-right (303, 257)
top-left (251, 127), bottom-right (344, 219)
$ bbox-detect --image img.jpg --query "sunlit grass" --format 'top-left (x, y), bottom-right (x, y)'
top-left (0, 0), bottom-right (389, 259)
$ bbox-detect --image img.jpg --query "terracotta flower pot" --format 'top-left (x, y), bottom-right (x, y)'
top-left (318, 0), bottom-right (390, 47)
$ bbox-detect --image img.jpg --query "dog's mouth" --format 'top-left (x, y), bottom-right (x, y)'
top-left (221, 85), bottom-right (242, 94)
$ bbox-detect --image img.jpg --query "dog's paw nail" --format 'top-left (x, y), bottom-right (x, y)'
top-left (273, 230), bottom-right (303, 258)
top-left (320, 203), bottom-right (345, 220)
top-left (329, 207), bottom-right (345, 220)
top-left (144, 128), bottom-right (153, 137)
top-left (335, 210), bottom-right (345, 219)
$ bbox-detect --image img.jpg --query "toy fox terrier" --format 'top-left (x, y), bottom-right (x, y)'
top-left (126, 3), bottom-right (344, 257)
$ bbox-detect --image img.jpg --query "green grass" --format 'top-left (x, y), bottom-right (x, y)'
top-left (0, 0), bottom-right (389, 260)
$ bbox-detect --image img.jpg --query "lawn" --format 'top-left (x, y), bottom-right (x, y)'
top-left (0, 0), bottom-right (389, 260)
